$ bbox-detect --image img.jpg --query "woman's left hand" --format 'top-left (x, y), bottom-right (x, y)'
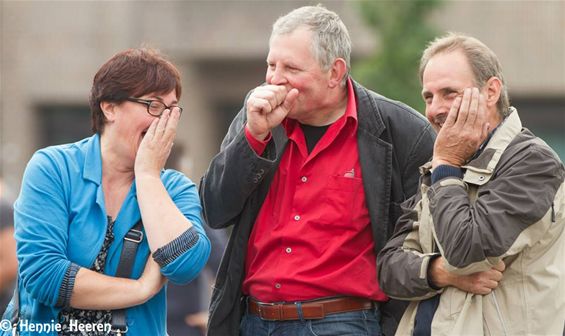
top-left (137, 257), bottom-right (168, 301)
top-left (135, 108), bottom-right (180, 178)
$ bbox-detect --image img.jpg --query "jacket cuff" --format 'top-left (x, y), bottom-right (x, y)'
top-left (431, 165), bottom-right (463, 184)
top-left (426, 254), bottom-right (442, 290)
top-left (244, 126), bottom-right (271, 156)
top-left (56, 262), bottom-right (80, 308)
top-left (152, 227), bottom-right (200, 267)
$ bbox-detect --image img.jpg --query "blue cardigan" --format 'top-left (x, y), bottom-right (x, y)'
top-left (2, 134), bottom-right (210, 335)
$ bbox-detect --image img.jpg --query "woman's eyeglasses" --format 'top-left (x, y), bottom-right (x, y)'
top-left (126, 97), bottom-right (183, 117)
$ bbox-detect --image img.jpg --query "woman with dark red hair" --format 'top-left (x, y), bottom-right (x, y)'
top-left (2, 48), bottom-right (210, 335)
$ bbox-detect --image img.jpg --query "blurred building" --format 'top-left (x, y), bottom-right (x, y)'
top-left (1, 0), bottom-right (563, 194)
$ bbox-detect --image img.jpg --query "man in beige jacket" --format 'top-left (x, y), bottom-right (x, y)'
top-left (378, 33), bottom-right (565, 335)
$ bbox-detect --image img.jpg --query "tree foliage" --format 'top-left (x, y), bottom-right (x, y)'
top-left (352, 0), bottom-right (443, 113)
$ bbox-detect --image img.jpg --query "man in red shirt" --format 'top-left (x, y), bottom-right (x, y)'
top-left (200, 5), bottom-right (435, 336)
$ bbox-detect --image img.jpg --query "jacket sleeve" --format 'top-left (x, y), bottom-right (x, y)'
top-left (199, 91), bottom-right (280, 229)
top-left (14, 150), bottom-right (74, 307)
top-left (429, 143), bottom-right (565, 275)
top-left (150, 171), bottom-right (211, 284)
top-left (378, 193), bottom-right (443, 300)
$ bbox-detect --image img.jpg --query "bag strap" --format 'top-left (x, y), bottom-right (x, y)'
top-left (110, 220), bottom-right (144, 335)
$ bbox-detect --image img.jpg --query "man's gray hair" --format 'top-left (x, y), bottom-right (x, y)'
top-left (419, 32), bottom-right (510, 117)
top-left (271, 4), bottom-right (351, 85)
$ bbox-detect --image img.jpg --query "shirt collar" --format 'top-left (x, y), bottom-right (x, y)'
top-left (344, 77), bottom-right (358, 123)
top-left (83, 133), bottom-right (103, 185)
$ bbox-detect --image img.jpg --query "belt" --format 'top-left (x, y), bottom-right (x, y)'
top-left (248, 296), bottom-right (374, 321)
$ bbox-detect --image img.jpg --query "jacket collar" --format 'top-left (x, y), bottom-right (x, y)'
top-left (463, 107), bottom-right (521, 172)
top-left (351, 79), bottom-right (386, 138)
top-left (419, 107), bottom-right (521, 179)
top-left (462, 107), bottom-right (521, 185)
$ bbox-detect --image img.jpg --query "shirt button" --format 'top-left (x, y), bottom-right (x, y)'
top-left (285, 247), bottom-right (292, 253)
top-left (301, 176), bottom-right (308, 182)
top-left (294, 215), bottom-right (300, 221)
top-left (275, 283), bottom-right (281, 289)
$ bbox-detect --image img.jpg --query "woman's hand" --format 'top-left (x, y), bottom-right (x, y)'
top-left (135, 108), bottom-right (180, 178)
top-left (134, 106), bottom-right (192, 252)
top-left (138, 257), bottom-right (167, 301)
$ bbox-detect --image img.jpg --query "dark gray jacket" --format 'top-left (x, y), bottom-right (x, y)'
top-left (200, 80), bottom-right (435, 336)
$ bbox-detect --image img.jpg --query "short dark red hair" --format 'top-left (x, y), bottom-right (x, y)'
top-left (89, 48), bottom-right (182, 133)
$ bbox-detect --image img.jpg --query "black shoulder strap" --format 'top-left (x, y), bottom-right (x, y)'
top-left (111, 220), bottom-right (144, 335)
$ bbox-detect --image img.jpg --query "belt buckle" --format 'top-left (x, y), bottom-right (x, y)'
top-left (257, 302), bottom-right (282, 321)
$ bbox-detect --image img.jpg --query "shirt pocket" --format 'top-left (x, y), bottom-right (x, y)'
top-left (316, 175), bottom-right (363, 227)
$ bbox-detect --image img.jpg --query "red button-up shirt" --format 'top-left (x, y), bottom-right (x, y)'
top-left (242, 79), bottom-right (387, 303)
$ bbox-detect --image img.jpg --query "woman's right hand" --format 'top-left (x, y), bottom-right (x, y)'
top-left (138, 257), bottom-right (167, 301)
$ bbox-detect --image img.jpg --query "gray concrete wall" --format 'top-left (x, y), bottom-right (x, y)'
top-left (1, 0), bottom-right (563, 194)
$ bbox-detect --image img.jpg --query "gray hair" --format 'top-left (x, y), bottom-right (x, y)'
top-left (271, 4), bottom-right (351, 85)
top-left (419, 32), bottom-right (510, 117)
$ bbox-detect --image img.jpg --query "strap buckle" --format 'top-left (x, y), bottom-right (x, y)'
top-left (124, 229), bottom-right (143, 243)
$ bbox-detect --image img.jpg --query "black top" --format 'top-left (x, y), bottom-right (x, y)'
top-left (300, 123), bottom-right (330, 154)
